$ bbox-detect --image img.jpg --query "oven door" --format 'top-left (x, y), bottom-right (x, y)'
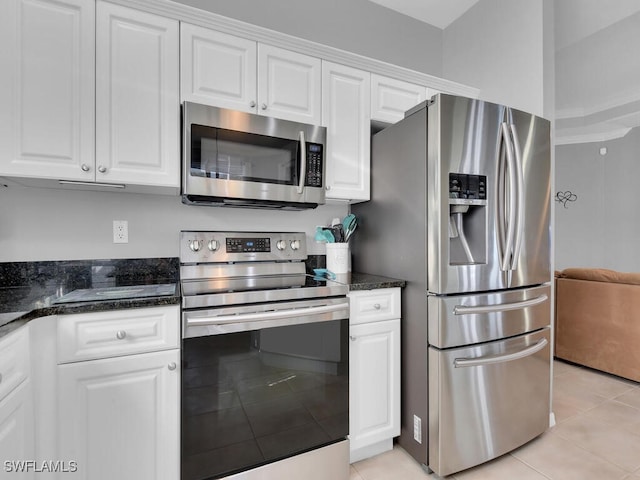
top-left (182, 102), bottom-right (326, 208)
top-left (181, 297), bottom-right (349, 480)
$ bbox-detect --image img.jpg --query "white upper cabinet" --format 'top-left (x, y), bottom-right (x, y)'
top-left (322, 61), bottom-right (371, 202)
top-left (257, 44), bottom-right (322, 125)
top-left (0, 0), bottom-right (95, 181)
top-left (180, 24), bottom-right (257, 113)
top-left (181, 24), bottom-right (321, 125)
top-left (96, 2), bottom-right (179, 188)
top-left (370, 74), bottom-right (428, 124)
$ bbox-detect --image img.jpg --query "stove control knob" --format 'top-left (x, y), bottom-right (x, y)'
top-left (207, 239), bottom-right (219, 252)
top-left (290, 239), bottom-right (301, 251)
top-left (276, 240), bottom-right (287, 251)
top-left (189, 239), bottom-right (202, 252)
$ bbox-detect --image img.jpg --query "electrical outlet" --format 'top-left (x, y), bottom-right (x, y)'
top-left (413, 415), bottom-right (422, 443)
top-left (113, 220), bottom-right (128, 244)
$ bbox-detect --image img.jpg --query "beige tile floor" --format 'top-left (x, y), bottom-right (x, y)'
top-left (350, 360), bottom-right (640, 480)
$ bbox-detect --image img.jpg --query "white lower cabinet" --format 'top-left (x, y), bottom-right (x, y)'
top-left (0, 326), bottom-right (34, 479)
top-left (0, 380), bottom-right (35, 479)
top-left (348, 288), bottom-right (401, 463)
top-left (56, 306), bottom-right (180, 480)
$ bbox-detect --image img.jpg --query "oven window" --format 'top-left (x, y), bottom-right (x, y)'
top-left (181, 319), bottom-right (349, 480)
top-left (191, 124), bottom-right (300, 185)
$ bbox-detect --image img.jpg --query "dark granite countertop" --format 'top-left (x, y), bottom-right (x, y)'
top-left (0, 258), bottom-right (180, 337)
top-left (0, 257), bottom-right (404, 339)
top-left (347, 272), bottom-right (407, 291)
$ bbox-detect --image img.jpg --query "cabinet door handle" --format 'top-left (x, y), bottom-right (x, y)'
top-left (168, 362), bottom-right (177, 371)
top-left (349, 336), bottom-right (356, 341)
top-left (81, 164), bottom-right (91, 172)
top-left (249, 101), bottom-right (256, 108)
top-left (373, 303), bottom-right (381, 310)
top-left (98, 165), bottom-right (107, 174)
top-left (261, 103), bottom-right (267, 110)
top-left (116, 330), bottom-right (127, 340)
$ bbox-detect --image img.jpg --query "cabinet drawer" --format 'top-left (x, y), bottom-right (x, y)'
top-left (349, 288), bottom-right (400, 325)
top-left (57, 306), bottom-right (180, 364)
top-left (0, 326), bottom-right (30, 402)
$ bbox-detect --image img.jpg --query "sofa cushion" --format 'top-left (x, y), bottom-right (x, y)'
top-left (558, 268), bottom-right (640, 285)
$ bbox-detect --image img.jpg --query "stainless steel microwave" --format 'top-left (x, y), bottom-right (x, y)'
top-left (182, 102), bottom-right (327, 209)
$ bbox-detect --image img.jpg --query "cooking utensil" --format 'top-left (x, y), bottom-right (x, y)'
top-left (314, 226), bottom-right (335, 243)
top-left (330, 225), bottom-right (345, 242)
top-left (343, 214), bottom-right (358, 241)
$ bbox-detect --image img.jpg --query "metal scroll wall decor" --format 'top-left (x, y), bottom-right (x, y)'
top-left (555, 191), bottom-right (577, 208)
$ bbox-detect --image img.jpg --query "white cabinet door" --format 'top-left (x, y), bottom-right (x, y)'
top-left (370, 74), bottom-right (427, 124)
top-left (349, 319), bottom-right (400, 452)
top-left (258, 44), bottom-right (322, 125)
top-left (180, 23), bottom-right (257, 112)
top-left (0, 380), bottom-right (35, 479)
top-left (322, 61), bottom-right (370, 202)
top-left (58, 348), bottom-right (180, 480)
top-left (181, 27), bottom-right (321, 125)
top-left (0, 0), bottom-right (94, 181)
top-left (96, 2), bottom-right (179, 188)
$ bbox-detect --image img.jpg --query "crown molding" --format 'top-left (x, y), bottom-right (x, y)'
top-left (555, 126), bottom-right (632, 145)
top-left (105, 0), bottom-right (480, 99)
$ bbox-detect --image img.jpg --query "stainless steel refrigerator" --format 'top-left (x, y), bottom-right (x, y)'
top-left (352, 94), bottom-right (551, 477)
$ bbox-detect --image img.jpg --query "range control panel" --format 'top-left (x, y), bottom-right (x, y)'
top-left (180, 231), bottom-right (307, 264)
top-left (226, 237), bottom-right (271, 253)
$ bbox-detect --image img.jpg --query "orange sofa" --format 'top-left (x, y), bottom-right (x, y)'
top-left (555, 268), bottom-right (640, 382)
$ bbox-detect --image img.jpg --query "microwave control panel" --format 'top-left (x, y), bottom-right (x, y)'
top-left (305, 143), bottom-right (324, 187)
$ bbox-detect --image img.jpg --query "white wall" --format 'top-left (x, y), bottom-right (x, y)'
top-left (554, 127), bottom-right (640, 271)
top-left (0, 184), bottom-right (347, 261)
top-left (442, 0), bottom-right (546, 117)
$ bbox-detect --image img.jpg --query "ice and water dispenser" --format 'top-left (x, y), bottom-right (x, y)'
top-left (448, 173), bottom-right (487, 265)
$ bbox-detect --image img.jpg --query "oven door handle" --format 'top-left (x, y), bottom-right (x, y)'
top-left (185, 301), bottom-right (349, 327)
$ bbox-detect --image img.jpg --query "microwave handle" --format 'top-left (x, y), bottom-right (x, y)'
top-left (297, 130), bottom-right (306, 194)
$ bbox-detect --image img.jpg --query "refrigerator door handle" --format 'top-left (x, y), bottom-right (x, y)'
top-left (453, 294), bottom-right (548, 315)
top-left (499, 122), bottom-right (518, 271)
top-left (453, 338), bottom-right (548, 368)
top-left (509, 122), bottom-right (525, 270)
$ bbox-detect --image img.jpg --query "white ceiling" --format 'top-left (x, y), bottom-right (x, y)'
top-left (367, 0), bottom-right (479, 29)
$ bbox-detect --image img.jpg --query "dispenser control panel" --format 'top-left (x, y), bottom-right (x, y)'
top-left (449, 173), bottom-right (487, 201)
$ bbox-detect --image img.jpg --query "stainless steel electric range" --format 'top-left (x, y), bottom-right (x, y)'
top-left (179, 231), bottom-right (350, 480)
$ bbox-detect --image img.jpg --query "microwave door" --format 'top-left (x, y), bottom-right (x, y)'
top-left (182, 103), bottom-right (326, 208)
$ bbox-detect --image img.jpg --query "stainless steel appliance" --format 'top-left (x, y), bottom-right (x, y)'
top-left (179, 231), bottom-right (350, 480)
top-left (182, 103), bottom-right (326, 209)
top-left (353, 94), bottom-right (552, 477)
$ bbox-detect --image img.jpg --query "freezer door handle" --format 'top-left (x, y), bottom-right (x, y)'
top-left (453, 294), bottom-right (548, 315)
top-left (453, 337), bottom-right (548, 368)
